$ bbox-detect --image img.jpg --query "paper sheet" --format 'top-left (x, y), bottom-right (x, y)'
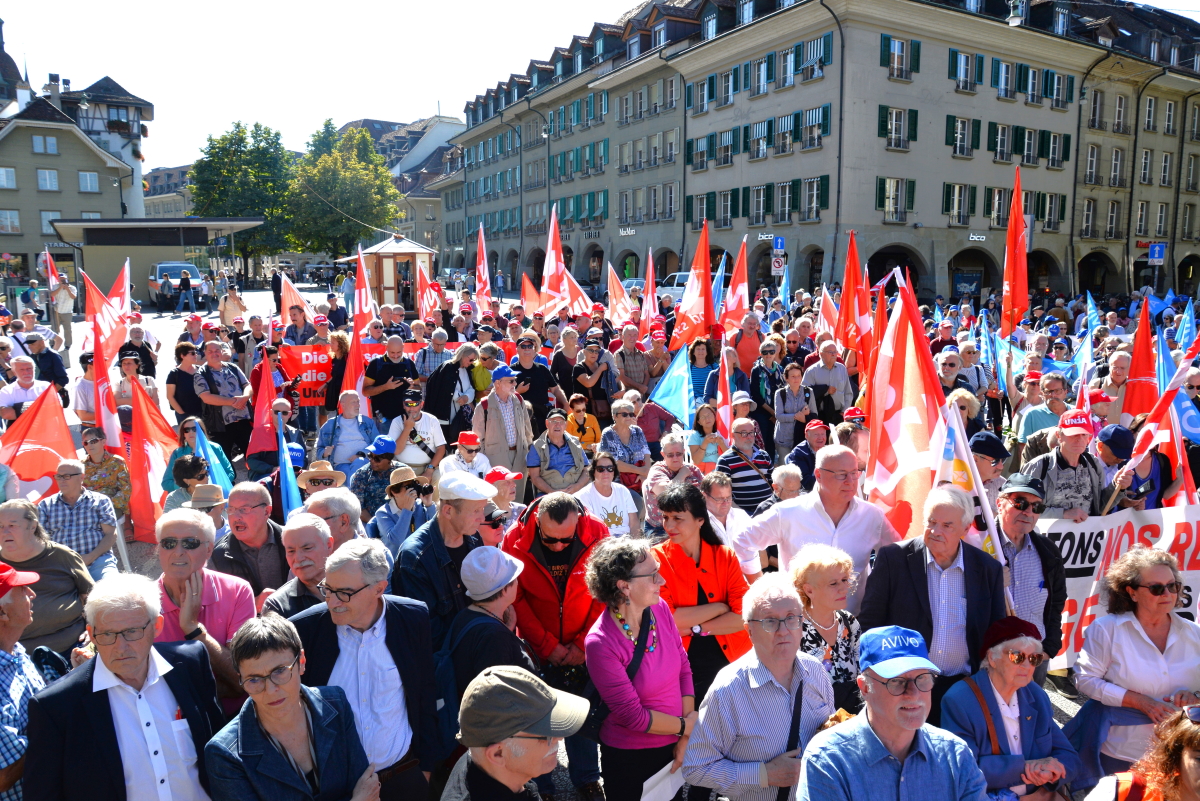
top-left (641, 761), bottom-right (686, 801)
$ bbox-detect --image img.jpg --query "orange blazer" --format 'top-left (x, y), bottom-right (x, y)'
top-left (653, 538), bottom-right (752, 662)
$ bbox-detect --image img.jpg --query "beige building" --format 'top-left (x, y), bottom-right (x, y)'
top-left (143, 164), bottom-right (193, 218)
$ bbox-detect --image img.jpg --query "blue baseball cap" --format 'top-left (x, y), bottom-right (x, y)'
top-left (1047, 324), bottom-right (1061, 336)
top-left (286, 442), bottom-right (307, 468)
top-left (858, 626), bottom-right (940, 679)
top-left (364, 435), bottom-right (396, 456)
top-left (491, 364), bottom-right (518, 381)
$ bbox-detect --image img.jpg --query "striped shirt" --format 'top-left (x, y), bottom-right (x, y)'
top-left (38, 490), bottom-right (116, 558)
top-left (1000, 531), bottom-right (1048, 640)
top-left (0, 643), bottom-right (44, 801)
top-left (415, 345), bottom-right (452, 379)
top-left (690, 363), bottom-right (718, 404)
top-left (683, 650), bottom-right (836, 801)
top-left (925, 544), bottom-right (970, 677)
top-left (716, 447), bottom-right (774, 514)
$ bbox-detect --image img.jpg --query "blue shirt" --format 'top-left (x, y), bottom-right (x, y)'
top-left (0, 643), bottom-right (45, 800)
top-left (799, 712), bottom-right (987, 801)
top-left (1000, 531), bottom-right (1048, 640)
top-left (926, 543), bottom-right (970, 677)
top-left (37, 490), bottom-right (116, 558)
top-left (526, 438), bottom-right (588, 474)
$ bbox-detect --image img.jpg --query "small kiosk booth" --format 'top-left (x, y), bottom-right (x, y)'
top-left (339, 235), bottom-right (436, 310)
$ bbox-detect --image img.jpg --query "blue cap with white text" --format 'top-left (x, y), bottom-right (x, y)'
top-left (858, 626), bottom-right (940, 679)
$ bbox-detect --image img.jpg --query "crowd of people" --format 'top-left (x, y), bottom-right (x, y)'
top-left (1, 272), bottom-right (1199, 801)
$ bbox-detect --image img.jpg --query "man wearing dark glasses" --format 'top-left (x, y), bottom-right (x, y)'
top-left (995, 475), bottom-right (1067, 687)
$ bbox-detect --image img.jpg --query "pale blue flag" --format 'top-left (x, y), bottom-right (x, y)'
top-left (1086, 291), bottom-right (1103, 332)
top-left (648, 346), bottom-right (697, 429)
top-left (193, 424), bottom-right (233, 498)
top-left (711, 254), bottom-right (727, 318)
top-left (277, 413), bottom-right (303, 517)
top-left (1179, 302), bottom-right (1196, 350)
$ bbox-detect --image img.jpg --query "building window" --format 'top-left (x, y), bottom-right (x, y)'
top-left (665, 182), bottom-right (676, 216)
top-left (79, 171), bottom-right (99, 192)
top-left (719, 71), bottom-right (734, 106)
top-left (648, 185), bottom-right (659, 219)
top-left (1045, 194), bottom-right (1061, 229)
top-left (0, 168), bottom-right (13, 189)
top-left (989, 188), bottom-right (1011, 227)
top-left (948, 183), bottom-right (969, 224)
top-left (739, 0), bottom-right (754, 25)
top-left (1112, 148), bottom-right (1125, 186)
top-left (750, 185), bottom-right (766, 224)
top-left (1165, 101), bottom-right (1176, 134)
top-left (751, 58), bottom-right (768, 96)
top-left (1054, 8), bottom-right (1067, 35)
top-left (778, 49), bottom-right (795, 88)
top-left (1048, 133), bottom-right (1063, 167)
top-left (1141, 149), bottom-right (1153, 183)
top-left (1157, 203), bottom-right (1169, 236)
top-left (37, 169), bottom-right (58, 191)
top-left (652, 23), bottom-right (666, 48)
top-left (0, 210), bottom-right (19, 234)
top-left (628, 38), bottom-right (640, 59)
top-left (1145, 96), bottom-right (1157, 131)
top-left (888, 108), bottom-right (908, 149)
top-left (1082, 199), bottom-right (1096, 234)
top-left (32, 135), bottom-right (57, 154)
top-left (994, 123), bottom-right (1011, 160)
top-left (1022, 129), bottom-right (1037, 165)
top-left (1115, 95), bottom-right (1127, 131)
top-left (1025, 67), bottom-right (1040, 101)
top-left (1107, 201), bottom-right (1121, 237)
top-left (39, 210), bottom-right (62, 234)
top-left (694, 136), bottom-right (708, 169)
top-left (775, 115), bottom-right (793, 154)
top-left (776, 182), bottom-right (792, 222)
top-left (996, 61), bottom-right (1014, 99)
top-left (1189, 154), bottom-right (1198, 190)
top-left (81, 211), bottom-right (101, 220)
top-left (883, 177), bottom-right (908, 222)
top-left (954, 118), bottom-right (973, 157)
top-left (889, 38), bottom-right (913, 80)
top-left (1085, 145), bottom-right (1099, 182)
top-left (692, 195), bottom-right (706, 230)
top-left (1089, 90), bottom-right (1105, 128)
top-left (1136, 201), bottom-right (1148, 236)
top-left (1172, 45), bottom-right (1181, 66)
top-left (803, 179), bottom-right (821, 220)
top-left (702, 15), bottom-right (717, 40)
top-left (108, 106), bottom-right (128, 122)
top-left (1185, 204), bottom-right (1194, 237)
top-left (717, 131), bottom-right (734, 165)
top-left (718, 190), bottom-right (732, 227)
top-left (1099, 36), bottom-right (1112, 47)
top-left (1162, 153), bottom-right (1174, 186)
top-left (750, 121), bottom-right (769, 159)
top-left (1150, 39), bottom-right (1160, 62)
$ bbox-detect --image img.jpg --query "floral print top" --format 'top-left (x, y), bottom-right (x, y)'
top-left (83, 451), bottom-right (131, 518)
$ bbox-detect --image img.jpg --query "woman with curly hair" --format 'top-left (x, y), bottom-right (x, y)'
top-left (791, 543), bottom-right (863, 713)
top-left (1084, 708), bottom-right (1200, 800)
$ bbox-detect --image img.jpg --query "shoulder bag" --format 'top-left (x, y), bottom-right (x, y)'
top-left (577, 607), bottom-right (651, 742)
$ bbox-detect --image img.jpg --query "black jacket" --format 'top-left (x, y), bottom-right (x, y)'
top-left (31, 348), bottom-right (68, 389)
top-left (424, 357), bottom-right (464, 424)
top-left (25, 640), bottom-right (225, 801)
top-left (289, 595), bottom-right (441, 772)
top-left (858, 537), bottom-right (1006, 674)
top-left (210, 520), bottom-right (287, 595)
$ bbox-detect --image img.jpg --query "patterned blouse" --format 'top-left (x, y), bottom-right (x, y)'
top-left (599, 425), bottom-right (650, 467)
top-left (799, 609), bottom-right (861, 685)
top-left (83, 451), bottom-right (131, 518)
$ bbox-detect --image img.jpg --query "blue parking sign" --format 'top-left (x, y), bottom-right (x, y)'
top-left (773, 236), bottom-right (786, 251)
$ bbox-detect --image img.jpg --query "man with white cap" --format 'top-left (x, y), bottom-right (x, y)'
top-left (446, 546), bottom-right (537, 698)
top-left (397, 472), bottom-right (495, 649)
top-left (798, 625), bottom-right (987, 801)
top-left (442, 666), bottom-right (589, 801)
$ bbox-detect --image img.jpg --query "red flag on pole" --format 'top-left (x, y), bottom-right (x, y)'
top-left (834, 231), bottom-right (873, 358)
top-left (83, 269), bottom-right (127, 453)
top-left (816, 285), bottom-right (838, 336)
top-left (0, 385), bottom-right (75, 485)
top-left (1120, 300), bottom-right (1157, 426)
top-left (42, 248), bottom-right (62, 290)
top-left (279, 272), bottom-right (316, 325)
top-left (415, 259), bottom-right (440, 322)
top-left (715, 343), bottom-right (733, 442)
top-left (639, 248), bottom-right (658, 338)
top-left (126, 378), bottom-right (180, 543)
top-left (246, 353), bottom-right (281, 457)
top-left (344, 247), bottom-right (373, 416)
top-left (537, 205), bottom-right (575, 318)
top-left (475, 222), bottom-right (492, 309)
top-left (668, 221), bottom-right (715, 350)
top-left (607, 263), bottom-right (634, 325)
top-left (999, 167), bottom-right (1028, 338)
top-left (718, 237), bottom-right (750, 335)
top-left (521, 272), bottom-right (540, 315)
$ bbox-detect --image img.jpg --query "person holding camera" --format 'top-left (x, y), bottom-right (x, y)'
top-left (386, 390), bottom-right (446, 481)
top-left (367, 466), bottom-right (435, 560)
top-left (0, 356), bottom-right (49, 424)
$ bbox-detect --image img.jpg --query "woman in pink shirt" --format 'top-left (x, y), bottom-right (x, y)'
top-left (585, 537), bottom-right (695, 800)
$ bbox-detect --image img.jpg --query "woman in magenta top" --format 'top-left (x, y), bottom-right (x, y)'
top-left (585, 537), bottom-right (695, 800)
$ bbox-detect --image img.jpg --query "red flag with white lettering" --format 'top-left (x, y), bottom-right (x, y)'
top-left (668, 221), bottom-right (715, 350)
top-left (475, 222), bottom-right (492, 308)
top-left (83, 268), bottom-right (128, 453)
top-left (344, 247), bottom-right (373, 416)
top-left (640, 247), bottom-right (658, 338)
top-left (415, 259), bottom-right (440, 322)
top-left (718, 237), bottom-right (750, 335)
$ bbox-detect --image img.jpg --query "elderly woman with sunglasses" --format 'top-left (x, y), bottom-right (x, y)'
top-left (942, 616), bottom-right (1081, 800)
top-left (163, 416), bottom-right (235, 492)
top-left (1068, 546), bottom-right (1200, 784)
top-left (574, 452), bottom-right (640, 539)
top-left (599, 399), bottom-right (652, 492)
top-left (749, 337), bottom-right (784, 463)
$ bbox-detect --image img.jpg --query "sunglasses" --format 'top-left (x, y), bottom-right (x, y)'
top-left (615, 412), bottom-right (635, 418)
top-left (182, 426), bottom-right (196, 434)
top-left (517, 341), bottom-right (535, 349)
top-left (761, 348), bottom-right (777, 355)
top-left (83, 437), bottom-right (104, 446)
top-left (1005, 497), bottom-right (1046, 514)
top-left (594, 464), bottom-right (616, 473)
top-left (1133, 581), bottom-right (1182, 596)
top-left (481, 518), bottom-right (509, 529)
top-left (1186, 384), bottom-right (1200, 391)
top-left (370, 454), bottom-right (394, 461)
top-left (461, 447), bottom-right (481, 454)
top-left (308, 478), bottom-right (336, 487)
top-left (160, 537), bottom-right (204, 550)
top-left (539, 532), bottom-right (575, 545)
top-left (1004, 650), bottom-right (1046, 667)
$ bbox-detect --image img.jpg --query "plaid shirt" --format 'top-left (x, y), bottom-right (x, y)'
top-left (926, 544), bottom-right (970, 676)
top-left (415, 345), bottom-right (452, 379)
top-left (0, 643), bottom-right (44, 800)
top-left (38, 489), bottom-right (116, 557)
top-left (494, 394), bottom-right (518, 447)
top-left (1001, 531), bottom-right (1048, 640)
top-left (349, 460), bottom-right (402, 520)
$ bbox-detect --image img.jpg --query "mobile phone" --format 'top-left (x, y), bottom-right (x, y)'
top-left (1128, 480), bottom-right (1155, 500)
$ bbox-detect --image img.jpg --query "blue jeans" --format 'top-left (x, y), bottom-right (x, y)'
top-left (534, 733), bottom-right (600, 793)
top-left (175, 289), bottom-right (195, 313)
top-left (86, 552), bottom-right (118, 582)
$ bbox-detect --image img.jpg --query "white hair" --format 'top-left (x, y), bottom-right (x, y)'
top-left (741, 572), bottom-right (803, 623)
top-left (772, 464), bottom-right (804, 484)
top-left (923, 485), bottom-right (973, 527)
top-left (282, 512), bottom-right (331, 541)
top-left (85, 572), bottom-right (162, 626)
top-left (156, 508), bottom-right (217, 543)
top-left (431, 328), bottom-right (449, 342)
top-left (305, 488), bottom-right (361, 524)
top-left (57, 458), bottom-right (85, 473)
top-left (1109, 351), bottom-right (1131, 367)
top-left (815, 444), bottom-right (855, 469)
top-left (325, 538), bottom-right (390, 586)
top-left (985, 636), bottom-right (1043, 668)
top-left (10, 355), bottom-right (33, 367)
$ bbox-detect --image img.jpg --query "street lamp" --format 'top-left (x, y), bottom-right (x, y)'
top-left (1006, 0), bottom-right (1024, 26)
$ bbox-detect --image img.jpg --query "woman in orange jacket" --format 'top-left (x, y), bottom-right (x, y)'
top-left (653, 482), bottom-right (752, 704)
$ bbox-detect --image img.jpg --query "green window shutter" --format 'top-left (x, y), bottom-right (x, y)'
top-left (879, 105), bottom-right (890, 138)
top-left (821, 104), bottom-right (831, 136)
top-left (743, 125), bottom-right (751, 151)
top-left (945, 114), bottom-right (957, 146)
top-left (731, 187), bottom-right (741, 217)
top-left (766, 53), bottom-right (776, 82)
top-left (743, 62), bottom-right (751, 87)
top-left (991, 57), bottom-right (1000, 88)
top-left (707, 132), bottom-right (717, 155)
top-left (705, 191), bottom-right (717, 220)
top-left (766, 118), bottom-right (775, 142)
top-left (602, 139), bottom-right (609, 163)
top-left (1036, 192), bottom-right (1046, 220)
top-left (984, 187), bottom-right (994, 216)
top-left (685, 195), bottom-right (693, 223)
top-left (733, 66), bottom-right (740, 93)
top-left (587, 192), bottom-right (595, 216)
top-left (731, 128), bottom-right (741, 155)
top-left (1066, 75), bottom-right (1075, 103)
top-left (907, 109), bottom-right (918, 142)
top-left (818, 175), bottom-right (830, 209)
top-left (1063, 133), bottom-right (1071, 160)
top-left (764, 182), bottom-right (775, 214)
top-left (685, 139), bottom-right (694, 164)
top-left (600, 189), bottom-right (609, 218)
top-left (822, 32), bottom-right (833, 65)
top-left (906, 179), bottom-right (916, 211)
top-left (1013, 125), bottom-right (1025, 146)
top-left (794, 111), bottom-right (804, 136)
top-left (987, 121), bottom-right (998, 152)
top-left (707, 74), bottom-right (717, 100)
top-left (1017, 63), bottom-right (1029, 90)
top-left (550, 156), bottom-right (557, 179)
top-left (1038, 129), bottom-right (1050, 158)
top-left (971, 119), bottom-right (981, 149)
top-left (975, 54), bottom-right (985, 84)
top-left (790, 179), bottom-right (801, 211)
top-left (574, 147), bottom-right (582, 168)
top-left (876, 177), bottom-right (887, 210)
top-left (686, 83), bottom-right (694, 109)
top-left (942, 183), bottom-right (952, 214)
top-left (586, 93), bottom-right (594, 119)
top-left (968, 185), bottom-right (977, 216)
top-left (742, 186), bottom-right (751, 214)
top-left (792, 44), bottom-right (802, 70)
top-left (880, 34), bottom-right (892, 67)
top-left (948, 48), bottom-right (959, 80)
top-left (1041, 69), bottom-right (1054, 98)
top-left (910, 41), bottom-right (921, 72)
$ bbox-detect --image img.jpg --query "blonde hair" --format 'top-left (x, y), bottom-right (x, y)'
top-left (789, 544), bottom-right (856, 608)
top-left (947, 388), bottom-right (980, 419)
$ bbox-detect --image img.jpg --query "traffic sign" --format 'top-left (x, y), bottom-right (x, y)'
top-left (1149, 242), bottom-right (1166, 266)
top-left (773, 236), bottom-right (786, 251)
top-left (771, 257), bottom-right (785, 276)
top-left (215, 237), bottom-right (228, 246)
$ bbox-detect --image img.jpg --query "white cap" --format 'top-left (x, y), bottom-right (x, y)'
top-left (439, 472), bottom-right (498, 501)
top-left (462, 546), bottom-right (524, 600)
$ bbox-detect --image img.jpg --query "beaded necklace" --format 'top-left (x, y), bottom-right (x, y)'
top-left (613, 608), bottom-right (657, 653)
top-left (803, 609), bottom-right (842, 671)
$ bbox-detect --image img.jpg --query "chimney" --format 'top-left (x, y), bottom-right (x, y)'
top-left (44, 73), bottom-right (61, 110)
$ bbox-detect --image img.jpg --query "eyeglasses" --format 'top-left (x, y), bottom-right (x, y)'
top-left (308, 478), bottom-right (336, 487)
top-left (761, 348), bottom-right (777, 355)
top-left (54, 472), bottom-right (82, 480)
top-left (317, 582), bottom-right (373, 603)
top-left (628, 569), bottom-right (661, 581)
top-left (733, 429), bottom-right (756, 437)
top-left (239, 655), bottom-right (300, 694)
top-left (92, 619), bottom-right (154, 646)
top-left (866, 671), bottom-right (937, 696)
top-left (980, 456), bottom-right (1004, 468)
top-left (594, 464), bottom-right (616, 473)
top-left (747, 614), bottom-right (803, 633)
top-left (1132, 581), bottom-right (1182, 596)
top-left (1004, 650), bottom-right (1047, 667)
top-left (1053, 344), bottom-right (1067, 350)
top-left (818, 468), bottom-right (861, 482)
top-left (1005, 497), bottom-right (1046, 514)
top-left (705, 493), bottom-right (733, 506)
top-left (159, 537), bottom-right (205, 551)
top-left (83, 437), bottom-right (104, 446)
top-left (228, 503), bottom-right (268, 516)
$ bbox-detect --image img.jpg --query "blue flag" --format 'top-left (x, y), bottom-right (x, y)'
top-left (933, 303), bottom-right (943, 325)
top-left (1073, 324), bottom-right (1095, 397)
top-left (1146, 290), bottom-right (1175, 322)
top-left (1085, 291), bottom-right (1103, 332)
top-left (1156, 327), bottom-right (1174, 394)
top-left (648, 346), bottom-right (696, 430)
top-left (1179, 302), bottom-right (1196, 350)
top-left (193, 424), bottom-right (233, 498)
top-left (779, 261), bottom-right (791, 313)
top-left (711, 254), bottom-right (727, 319)
top-left (277, 413), bottom-right (303, 517)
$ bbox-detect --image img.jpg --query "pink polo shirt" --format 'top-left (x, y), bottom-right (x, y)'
top-left (157, 569), bottom-right (255, 645)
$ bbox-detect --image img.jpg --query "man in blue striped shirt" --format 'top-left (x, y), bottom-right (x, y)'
top-left (716, 417), bottom-right (774, 514)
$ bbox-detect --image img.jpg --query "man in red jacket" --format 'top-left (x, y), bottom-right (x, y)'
top-left (501, 491), bottom-right (609, 801)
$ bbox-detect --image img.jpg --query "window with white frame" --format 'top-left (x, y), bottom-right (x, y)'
top-left (1108, 200), bottom-right (1121, 235)
top-left (1025, 67), bottom-right (1040, 100)
top-left (801, 35), bottom-right (826, 81)
top-left (776, 115), bottom-right (793, 153)
top-left (648, 185), bottom-right (659, 219)
top-left (1162, 152), bottom-right (1173, 186)
top-left (1136, 201), bottom-right (1148, 235)
top-left (32, 135), bottom-right (57, 154)
top-left (1145, 96), bottom-right (1157, 131)
top-left (995, 124), bottom-right (1011, 159)
top-left (694, 136), bottom-right (707, 168)
top-left (37, 169), bottom-right (58, 190)
top-left (719, 71), bottom-right (734, 106)
top-left (0, 210), bottom-right (19, 234)
top-left (1189, 154), bottom-right (1198, 189)
top-left (693, 195), bottom-right (706, 229)
top-left (1022, 129), bottom-right (1037, 163)
top-left (40, 210), bottom-right (60, 234)
top-left (1054, 8), bottom-right (1067, 34)
top-left (1186, 204), bottom-right (1195, 236)
top-left (990, 188), bottom-right (1011, 226)
top-left (717, 130), bottom-right (733, 165)
top-left (739, 0), bottom-right (754, 25)
top-left (890, 38), bottom-right (910, 77)
top-left (79, 171), bottom-right (99, 193)
top-left (803, 178), bottom-right (821, 219)
top-left (1112, 148), bottom-right (1124, 185)
top-left (1082, 199), bottom-right (1095, 233)
top-left (619, 191), bottom-right (631, 222)
top-left (718, 190), bottom-right (732, 226)
top-left (1157, 203), bottom-right (1169, 236)
top-left (1115, 95), bottom-right (1127, 129)
top-left (750, 185), bottom-right (766, 223)
top-left (628, 38), bottom-right (640, 59)
top-left (1089, 90), bottom-right (1105, 128)
top-left (1150, 39), bottom-right (1160, 61)
top-left (1141, 149), bottom-right (1153, 183)
top-left (751, 58), bottom-right (768, 95)
top-left (666, 78), bottom-right (677, 107)
top-left (1086, 145), bottom-right (1099, 182)
top-left (1049, 133), bottom-right (1063, 166)
top-left (665, 182), bottom-right (676, 216)
top-left (81, 211), bottom-right (101, 220)
top-left (778, 49), bottom-right (795, 87)
top-left (1045, 193), bottom-right (1061, 228)
top-left (702, 15), bottom-right (717, 40)
top-left (750, 121), bottom-right (769, 159)
top-left (949, 183), bottom-right (969, 222)
top-left (884, 178), bottom-right (906, 221)
top-left (1166, 100), bottom-right (1176, 134)
top-left (0, 168), bottom-right (13, 189)
top-left (955, 118), bottom-right (972, 156)
top-left (776, 182), bottom-right (792, 221)
top-left (652, 23), bottom-right (666, 48)
top-left (997, 61), bottom-right (1013, 96)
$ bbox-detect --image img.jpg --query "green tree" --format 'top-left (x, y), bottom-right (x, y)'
top-left (306, 119), bottom-right (340, 161)
top-left (287, 125), bottom-right (401, 258)
top-left (189, 122), bottom-right (292, 264)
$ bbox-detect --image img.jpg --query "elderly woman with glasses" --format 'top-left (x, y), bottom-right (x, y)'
top-left (584, 536), bottom-right (696, 799)
top-left (572, 337), bottom-right (613, 427)
top-left (599, 398), bottom-right (652, 492)
top-left (80, 425), bottom-right (131, 520)
top-left (948, 388), bottom-right (985, 438)
top-left (0, 499), bottom-right (93, 654)
top-left (204, 614), bottom-right (379, 801)
top-left (942, 616), bottom-right (1080, 800)
top-left (1067, 546), bottom-right (1200, 783)
top-left (163, 416), bottom-right (234, 492)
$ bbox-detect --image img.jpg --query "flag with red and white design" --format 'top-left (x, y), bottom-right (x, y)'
top-left (715, 343), bottom-right (733, 442)
top-left (607, 263), bottom-right (634, 325)
top-left (475, 222), bottom-right (492, 308)
top-left (718, 237), bottom-right (750, 335)
top-left (815, 284), bottom-right (838, 337)
top-left (668, 221), bottom-right (716, 350)
top-left (344, 247), bottom-right (373, 415)
top-left (42, 248), bottom-right (62, 290)
top-left (639, 247), bottom-right (658, 339)
top-left (999, 166), bottom-right (1028, 338)
top-left (83, 267), bottom-right (129, 454)
top-left (1120, 300), bottom-right (1158, 427)
top-left (1127, 336), bottom-right (1200, 489)
top-left (279, 272), bottom-right (316, 327)
top-left (834, 231), bottom-right (872, 357)
top-left (0, 385), bottom-right (75, 488)
top-left (415, 259), bottom-right (441, 322)
top-left (126, 377), bottom-right (180, 543)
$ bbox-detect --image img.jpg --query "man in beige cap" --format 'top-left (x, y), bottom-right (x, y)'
top-left (262, 513), bottom-right (334, 618)
top-left (442, 666), bottom-right (588, 801)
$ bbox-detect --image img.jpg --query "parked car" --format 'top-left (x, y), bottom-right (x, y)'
top-left (148, 261), bottom-right (198, 310)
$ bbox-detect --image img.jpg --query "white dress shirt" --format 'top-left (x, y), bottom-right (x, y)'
top-left (327, 610), bottom-right (412, 769)
top-left (1075, 611), bottom-right (1200, 762)
top-left (709, 506), bottom-right (751, 548)
top-left (729, 491), bottom-right (899, 614)
top-left (93, 648), bottom-right (208, 801)
top-left (991, 681), bottom-right (1025, 796)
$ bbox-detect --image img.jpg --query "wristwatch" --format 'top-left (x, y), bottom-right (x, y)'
top-left (691, 625), bottom-right (709, 637)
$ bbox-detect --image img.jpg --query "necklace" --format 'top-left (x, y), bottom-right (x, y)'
top-left (614, 608), bottom-right (658, 653)
top-left (803, 608), bottom-right (838, 632)
top-left (804, 609), bottom-right (842, 671)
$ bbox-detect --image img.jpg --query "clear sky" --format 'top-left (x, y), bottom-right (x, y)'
top-left (7, 0), bottom-right (1200, 170)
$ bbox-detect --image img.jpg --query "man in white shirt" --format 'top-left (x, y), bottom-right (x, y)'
top-left (731, 445), bottom-right (899, 613)
top-left (0, 357), bottom-right (49, 422)
top-left (49, 281), bottom-right (77, 352)
top-left (703, 472), bottom-right (752, 548)
top-left (24, 573), bottom-right (225, 800)
top-left (386, 390), bottom-right (446, 480)
top-left (15, 308), bottom-right (61, 351)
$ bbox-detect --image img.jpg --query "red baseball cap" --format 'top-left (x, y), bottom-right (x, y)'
top-left (1058, 410), bottom-right (1094, 436)
top-left (1088, 389), bottom-right (1114, 405)
top-left (232, 316), bottom-right (245, 324)
top-left (313, 314), bottom-right (329, 326)
top-left (591, 303), bottom-right (606, 313)
top-left (1024, 371), bottom-right (1043, 382)
top-left (424, 316), bottom-right (436, 325)
top-left (806, 419), bottom-right (830, 432)
top-left (485, 466), bottom-right (524, 482)
top-left (186, 314), bottom-right (202, 323)
top-left (459, 303), bottom-right (473, 313)
top-left (201, 322), bottom-right (219, 331)
top-left (0, 563), bottom-right (38, 599)
top-left (843, 406), bottom-right (866, 421)
top-left (271, 321), bottom-right (284, 330)
top-left (456, 431), bottom-right (481, 448)
top-left (650, 330), bottom-right (667, 341)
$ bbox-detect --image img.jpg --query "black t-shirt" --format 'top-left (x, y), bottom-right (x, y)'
top-left (571, 362), bottom-right (609, 406)
top-left (532, 536), bottom-right (582, 597)
top-left (550, 350), bottom-right (577, 395)
top-left (447, 542), bottom-right (472, 575)
top-left (513, 361), bottom-right (558, 413)
top-left (120, 340), bottom-right (156, 378)
top-left (364, 356), bottom-right (418, 419)
top-left (448, 608), bottom-right (538, 698)
top-left (166, 367), bottom-right (204, 419)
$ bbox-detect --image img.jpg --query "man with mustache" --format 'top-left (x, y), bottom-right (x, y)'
top-left (262, 514), bottom-right (335, 619)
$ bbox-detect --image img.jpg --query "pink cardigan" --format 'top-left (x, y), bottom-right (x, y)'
top-left (584, 598), bottom-right (694, 749)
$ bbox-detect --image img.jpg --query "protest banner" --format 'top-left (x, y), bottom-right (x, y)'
top-left (277, 344), bottom-right (335, 406)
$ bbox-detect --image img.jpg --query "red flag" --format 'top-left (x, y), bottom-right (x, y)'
top-left (475, 222), bottom-right (492, 308)
top-left (715, 344), bottom-right (733, 442)
top-left (521, 272), bottom-right (540, 314)
top-left (719, 237), bottom-right (750, 335)
top-left (859, 290), bottom-right (891, 417)
top-left (83, 270), bottom-right (127, 453)
top-left (999, 167), bottom-right (1028, 338)
top-left (126, 378), bottom-right (179, 543)
top-left (639, 247), bottom-right (658, 338)
top-left (816, 285), bottom-right (838, 336)
top-left (279, 272), bottom-right (316, 326)
top-left (0, 386), bottom-right (75, 485)
top-left (607, 262), bottom-right (634, 325)
top-left (1120, 300), bottom-right (1157, 426)
top-left (668, 221), bottom-right (715, 350)
top-left (42, 248), bottom-right (62, 290)
top-left (247, 353), bottom-right (281, 456)
top-left (415, 259), bottom-right (440, 322)
top-left (834, 231), bottom-right (873, 358)
top-left (537, 205), bottom-right (570, 318)
top-left (560, 270), bottom-right (595, 319)
top-left (344, 248), bottom-right (373, 416)
top-left (354, 248), bottom-right (374, 321)
top-left (865, 276), bottom-right (947, 539)
top-left (1128, 336), bottom-right (1200, 466)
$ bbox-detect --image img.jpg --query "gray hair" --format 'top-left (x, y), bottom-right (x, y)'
top-left (85, 573), bottom-right (162, 626)
top-left (815, 444), bottom-right (855, 469)
top-left (325, 538), bottom-right (390, 586)
top-left (10, 355), bottom-right (33, 367)
top-left (772, 464), bottom-right (804, 484)
top-left (479, 342), bottom-right (501, 358)
top-left (1109, 351), bottom-right (1131, 367)
top-left (584, 536), bottom-right (654, 610)
top-left (0, 500), bottom-right (47, 542)
top-left (305, 488), bottom-right (361, 524)
top-left (454, 343), bottom-right (480, 363)
top-left (923, 485), bottom-right (973, 528)
top-left (561, 327), bottom-right (579, 342)
top-left (431, 328), bottom-right (449, 342)
top-left (742, 572), bottom-right (803, 623)
top-left (985, 636), bottom-right (1043, 668)
top-left (1040, 371), bottom-right (1068, 391)
top-left (622, 324), bottom-right (639, 336)
top-left (281, 512), bottom-right (331, 541)
top-left (623, 390), bottom-right (643, 405)
top-left (155, 508), bottom-right (217, 543)
top-left (57, 458), bottom-right (85, 474)
top-left (610, 398), bottom-right (635, 417)
top-left (338, 389), bottom-right (361, 404)
top-left (660, 431), bottom-right (687, 451)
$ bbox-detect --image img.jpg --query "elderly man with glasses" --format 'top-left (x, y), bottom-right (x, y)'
top-left (38, 459), bottom-right (118, 582)
top-left (0, 356), bottom-right (49, 423)
top-left (364, 336), bottom-right (420, 430)
top-left (716, 417), bottom-right (774, 515)
top-left (290, 538), bottom-right (439, 798)
top-left (25, 573), bottom-right (225, 801)
top-left (474, 364), bottom-right (535, 503)
top-left (210, 482), bottom-right (288, 611)
top-left (1018, 371), bottom-right (1070, 445)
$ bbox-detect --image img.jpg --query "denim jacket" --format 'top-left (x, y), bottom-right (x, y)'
top-left (368, 499), bottom-right (436, 561)
top-left (315, 414), bottom-right (380, 457)
top-left (397, 515), bottom-right (481, 649)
